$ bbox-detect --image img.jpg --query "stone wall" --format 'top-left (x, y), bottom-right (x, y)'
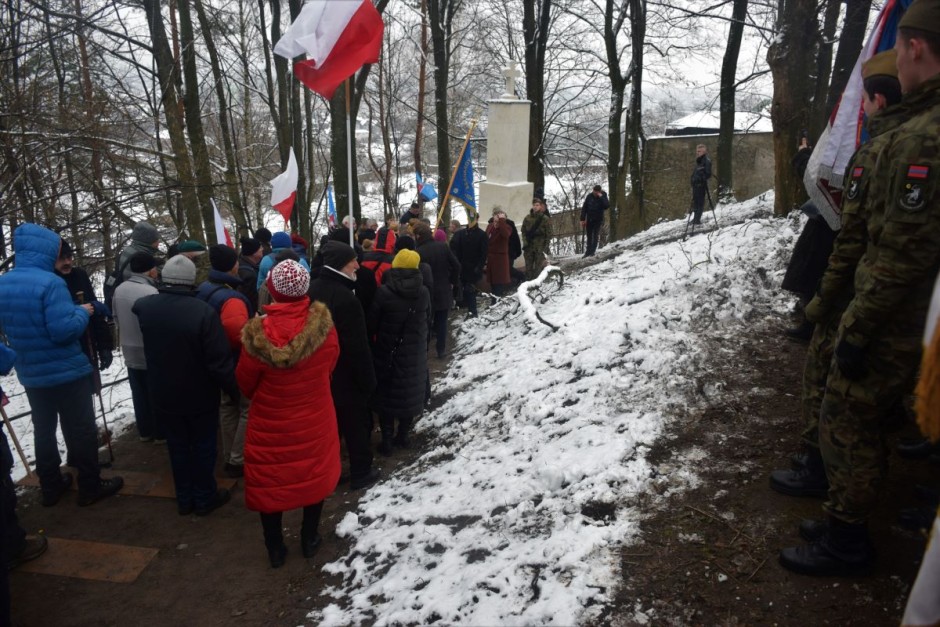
top-left (618, 132), bottom-right (775, 236)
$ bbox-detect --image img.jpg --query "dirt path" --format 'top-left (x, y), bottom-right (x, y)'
top-left (600, 315), bottom-right (932, 626)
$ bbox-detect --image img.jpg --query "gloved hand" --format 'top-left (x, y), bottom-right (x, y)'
top-left (91, 300), bottom-right (112, 318)
top-left (835, 339), bottom-right (867, 380)
top-left (803, 297), bottom-right (827, 324)
top-left (99, 351), bottom-right (113, 371)
top-left (580, 220), bottom-right (586, 227)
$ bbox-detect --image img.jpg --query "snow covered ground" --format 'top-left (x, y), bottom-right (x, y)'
top-left (315, 193), bottom-right (802, 626)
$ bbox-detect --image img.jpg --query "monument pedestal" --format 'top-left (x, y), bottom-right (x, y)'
top-left (479, 181), bottom-right (533, 225)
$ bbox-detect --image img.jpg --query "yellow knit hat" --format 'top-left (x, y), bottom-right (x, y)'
top-left (392, 249), bottom-right (420, 270)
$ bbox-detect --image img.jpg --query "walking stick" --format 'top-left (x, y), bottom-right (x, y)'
top-left (76, 292), bottom-right (114, 465)
top-left (0, 404), bottom-right (33, 479)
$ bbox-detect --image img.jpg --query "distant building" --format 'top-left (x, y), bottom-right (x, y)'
top-left (663, 111), bottom-right (772, 137)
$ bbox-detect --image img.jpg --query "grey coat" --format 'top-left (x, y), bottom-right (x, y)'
top-left (112, 274), bottom-right (158, 369)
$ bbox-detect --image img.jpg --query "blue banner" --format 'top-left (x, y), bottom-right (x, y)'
top-left (450, 143), bottom-right (475, 211)
top-left (416, 171), bottom-right (438, 202)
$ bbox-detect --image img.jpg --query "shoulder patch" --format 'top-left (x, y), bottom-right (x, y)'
top-left (846, 167), bottom-right (865, 200)
top-left (897, 164), bottom-right (931, 212)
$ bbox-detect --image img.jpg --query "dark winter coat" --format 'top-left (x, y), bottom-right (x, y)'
top-left (691, 154), bottom-right (712, 189)
top-left (0, 223), bottom-right (91, 388)
top-left (781, 215), bottom-right (837, 298)
top-left (57, 266), bottom-right (114, 369)
top-left (450, 225), bottom-right (488, 284)
top-left (354, 264), bottom-right (378, 315)
top-left (507, 219), bottom-right (523, 261)
top-left (133, 286), bottom-right (240, 417)
top-left (307, 268), bottom-right (377, 409)
top-left (368, 268), bottom-right (431, 417)
top-left (237, 255), bottom-right (260, 312)
top-left (485, 220), bottom-right (512, 286)
top-left (237, 299), bottom-right (340, 513)
top-left (415, 239), bottom-right (460, 311)
top-left (580, 191), bottom-right (610, 223)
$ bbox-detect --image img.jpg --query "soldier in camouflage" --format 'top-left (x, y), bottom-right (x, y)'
top-left (769, 50), bottom-right (908, 500)
top-left (780, 2), bottom-right (940, 576)
top-left (522, 197), bottom-right (552, 280)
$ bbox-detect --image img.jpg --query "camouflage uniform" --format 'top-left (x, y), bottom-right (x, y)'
top-left (800, 104), bottom-right (912, 450)
top-left (521, 210), bottom-right (552, 280)
top-left (820, 74), bottom-right (940, 525)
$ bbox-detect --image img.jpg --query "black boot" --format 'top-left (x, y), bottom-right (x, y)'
top-left (300, 502), bottom-right (324, 558)
top-left (785, 319), bottom-right (814, 343)
top-left (378, 417), bottom-right (394, 456)
top-left (798, 518), bottom-right (827, 542)
top-left (394, 416), bottom-right (413, 449)
top-left (261, 512), bottom-right (287, 568)
top-left (779, 516), bottom-right (874, 576)
top-left (770, 448), bottom-right (828, 497)
top-left (790, 448), bottom-right (811, 471)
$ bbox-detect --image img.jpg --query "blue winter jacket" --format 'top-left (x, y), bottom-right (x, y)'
top-left (256, 248), bottom-right (310, 290)
top-left (0, 224), bottom-right (92, 388)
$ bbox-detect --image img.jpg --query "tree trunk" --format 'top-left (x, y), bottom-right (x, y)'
top-left (142, 0), bottom-right (203, 242)
top-left (603, 0), bottom-right (630, 241)
top-left (193, 0), bottom-right (249, 238)
top-left (414, 0), bottom-right (428, 179)
top-left (523, 0), bottom-right (550, 194)
top-left (271, 0), bottom-right (291, 168)
top-left (717, 0), bottom-right (748, 202)
top-left (428, 0), bottom-right (459, 227)
top-left (811, 0), bottom-right (840, 138)
top-left (178, 0), bottom-right (217, 242)
top-left (825, 0), bottom-right (872, 121)
top-left (625, 0), bottom-right (646, 229)
top-left (767, 0), bottom-right (819, 216)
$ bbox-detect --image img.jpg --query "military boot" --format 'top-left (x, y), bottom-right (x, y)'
top-left (394, 416), bottom-right (413, 449)
top-left (770, 447), bottom-right (828, 497)
top-left (779, 516), bottom-right (874, 576)
top-left (798, 518), bottom-right (827, 542)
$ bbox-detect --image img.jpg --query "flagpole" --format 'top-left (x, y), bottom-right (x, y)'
top-left (436, 118), bottom-right (479, 229)
top-left (346, 78), bottom-right (355, 249)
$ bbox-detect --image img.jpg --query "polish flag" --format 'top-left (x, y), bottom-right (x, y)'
top-left (270, 148), bottom-right (298, 224)
top-left (211, 198), bottom-right (234, 247)
top-left (274, 0), bottom-right (384, 99)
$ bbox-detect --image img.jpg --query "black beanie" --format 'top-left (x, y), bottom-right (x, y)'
top-left (395, 235), bottom-right (415, 251)
top-left (209, 244), bottom-right (238, 272)
top-left (254, 228), bottom-right (272, 244)
top-left (58, 239), bottom-right (73, 259)
top-left (129, 252), bottom-right (156, 274)
top-left (321, 241), bottom-right (357, 270)
top-left (240, 236), bottom-right (261, 256)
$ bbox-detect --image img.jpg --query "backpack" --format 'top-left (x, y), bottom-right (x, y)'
top-left (103, 256), bottom-right (133, 311)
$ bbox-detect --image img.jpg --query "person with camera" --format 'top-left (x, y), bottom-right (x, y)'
top-left (690, 144), bottom-right (712, 225)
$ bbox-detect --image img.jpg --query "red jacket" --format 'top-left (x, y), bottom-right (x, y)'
top-left (236, 299), bottom-right (340, 513)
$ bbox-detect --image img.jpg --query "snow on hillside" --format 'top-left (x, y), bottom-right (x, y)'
top-left (314, 194), bottom-right (802, 626)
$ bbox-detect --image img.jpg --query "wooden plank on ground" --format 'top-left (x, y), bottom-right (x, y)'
top-left (14, 537), bottom-right (158, 583)
top-left (17, 469), bottom-right (237, 499)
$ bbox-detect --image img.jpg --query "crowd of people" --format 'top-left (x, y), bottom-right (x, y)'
top-left (0, 192), bottom-right (561, 592)
top-left (772, 10), bottom-right (940, 623)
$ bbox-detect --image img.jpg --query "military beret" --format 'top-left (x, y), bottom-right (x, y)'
top-left (899, 0), bottom-right (940, 34)
top-left (862, 49), bottom-right (899, 80)
top-left (178, 240), bottom-right (206, 254)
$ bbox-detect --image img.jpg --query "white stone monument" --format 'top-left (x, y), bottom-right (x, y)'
top-left (478, 60), bottom-right (534, 226)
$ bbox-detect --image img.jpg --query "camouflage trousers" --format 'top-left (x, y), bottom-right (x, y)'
top-left (523, 248), bottom-right (546, 281)
top-left (800, 312), bottom-right (841, 450)
top-left (819, 332), bottom-right (921, 524)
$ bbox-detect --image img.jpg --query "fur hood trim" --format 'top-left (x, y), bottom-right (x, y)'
top-left (241, 301), bottom-right (333, 368)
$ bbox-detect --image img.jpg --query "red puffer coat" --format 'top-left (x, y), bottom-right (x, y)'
top-left (237, 298), bottom-right (340, 513)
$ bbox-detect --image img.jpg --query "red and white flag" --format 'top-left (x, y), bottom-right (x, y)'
top-left (211, 198), bottom-right (234, 248)
top-left (270, 148), bottom-right (298, 225)
top-left (274, 0), bottom-right (384, 99)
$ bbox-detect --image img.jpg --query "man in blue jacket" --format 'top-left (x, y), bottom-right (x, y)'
top-left (0, 224), bottom-right (123, 507)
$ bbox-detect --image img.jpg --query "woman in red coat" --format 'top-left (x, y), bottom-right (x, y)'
top-left (237, 259), bottom-right (340, 568)
top-left (486, 209), bottom-right (512, 296)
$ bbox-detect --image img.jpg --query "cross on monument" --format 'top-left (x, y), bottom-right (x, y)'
top-left (502, 60), bottom-right (522, 99)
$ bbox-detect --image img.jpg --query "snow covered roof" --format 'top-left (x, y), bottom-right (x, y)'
top-left (666, 110), bottom-right (773, 134)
